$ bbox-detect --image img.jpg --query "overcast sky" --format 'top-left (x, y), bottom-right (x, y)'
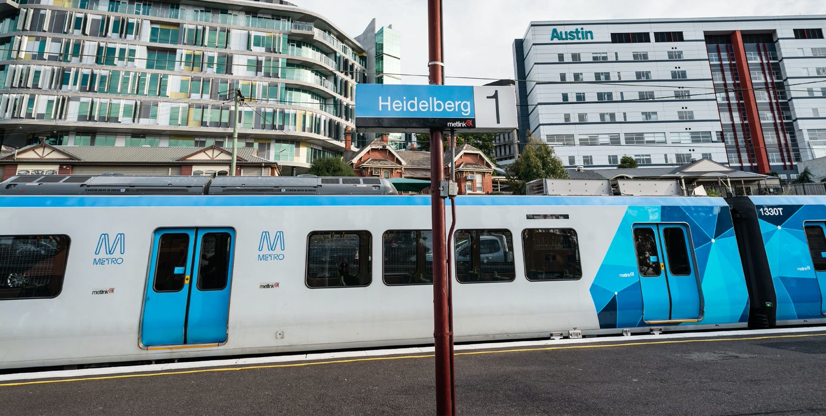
top-left (298, 0), bottom-right (826, 85)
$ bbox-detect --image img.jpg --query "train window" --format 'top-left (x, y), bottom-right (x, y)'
top-left (153, 233), bottom-right (190, 292)
top-left (0, 235), bottom-right (70, 300)
top-left (633, 228), bottom-right (661, 277)
top-left (662, 228), bottom-right (691, 275)
top-left (197, 232), bottom-right (232, 291)
top-left (455, 229), bottom-right (515, 283)
top-left (804, 225), bottom-right (826, 271)
top-left (522, 229), bottom-right (582, 281)
top-left (383, 230), bottom-right (433, 285)
top-left (307, 231), bottom-right (372, 288)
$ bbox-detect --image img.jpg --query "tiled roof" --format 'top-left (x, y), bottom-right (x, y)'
top-left (360, 158), bottom-right (402, 168)
top-left (569, 159), bottom-right (771, 181)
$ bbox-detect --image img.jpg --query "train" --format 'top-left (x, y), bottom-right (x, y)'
top-left (0, 175), bottom-right (824, 370)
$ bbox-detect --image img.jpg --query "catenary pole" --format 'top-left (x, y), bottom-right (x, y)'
top-left (427, 0), bottom-right (454, 414)
top-left (230, 89), bottom-right (241, 176)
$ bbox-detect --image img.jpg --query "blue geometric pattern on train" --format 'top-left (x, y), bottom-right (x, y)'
top-left (755, 203), bottom-right (826, 320)
top-left (589, 204), bottom-right (749, 329)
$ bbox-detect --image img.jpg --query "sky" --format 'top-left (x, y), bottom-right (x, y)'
top-left (297, 0), bottom-right (826, 85)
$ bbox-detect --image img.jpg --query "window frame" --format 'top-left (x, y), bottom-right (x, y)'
top-left (521, 228), bottom-right (582, 282)
top-left (454, 229), bottom-right (516, 284)
top-left (305, 230), bottom-right (373, 289)
top-left (0, 234), bottom-right (71, 300)
top-left (382, 230), bottom-right (434, 286)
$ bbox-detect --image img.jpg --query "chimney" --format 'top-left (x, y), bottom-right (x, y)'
top-left (381, 133), bottom-right (389, 144)
top-left (344, 126), bottom-right (352, 151)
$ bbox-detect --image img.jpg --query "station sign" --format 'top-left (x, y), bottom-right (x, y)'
top-left (355, 84), bottom-right (517, 133)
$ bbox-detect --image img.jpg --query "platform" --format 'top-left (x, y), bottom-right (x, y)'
top-left (2, 327), bottom-right (826, 415)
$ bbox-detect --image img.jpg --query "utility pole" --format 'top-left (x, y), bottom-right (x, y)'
top-left (428, 0), bottom-right (455, 414)
top-left (230, 89), bottom-right (243, 176)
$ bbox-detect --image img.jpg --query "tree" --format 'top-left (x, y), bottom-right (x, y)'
top-left (415, 132), bottom-right (497, 164)
top-left (617, 155), bottom-right (638, 169)
top-left (307, 157), bottom-right (355, 176)
top-left (505, 136), bottom-right (568, 195)
top-left (796, 167), bottom-right (814, 184)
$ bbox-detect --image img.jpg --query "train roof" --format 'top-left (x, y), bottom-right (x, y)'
top-left (0, 175), bottom-right (398, 196)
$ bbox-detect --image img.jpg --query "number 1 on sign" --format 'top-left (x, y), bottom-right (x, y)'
top-left (486, 90), bottom-right (500, 124)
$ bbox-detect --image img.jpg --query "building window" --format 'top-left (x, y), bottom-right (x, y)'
top-left (576, 93), bottom-right (586, 102)
top-left (0, 235), bottom-right (70, 300)
top-left (561, 93), bottom-right (569, 102)
top-left (635, 71), bottom-right (652, 80)
top-left (634, 154), bottom-right (653, 165)
top-left (306, 231), bottom-right (372, 288)
top-left (522, 229), bottom-right (582, 281)
top-left (599, 113), bottom-right (617, 122)
top-left (568, 156), bottom-right (576, 165)
top-left (383, 230), bottom-right (433, 285)
top-left (594, 72), bottom-right (611, 81)
top-left (597, 92), bottom-right (614, 102)
top-left (559, 73), bottom-right (567, 82)
top-left (582, 156), bottom-right (593, 165)
top-left (558, 53), bottom-right (565, 62)
top-left (702, 153), bottom-right (712, 160)
top-left (671, 70), bottom-right (688, 79)
top-left (639, 91), bottom-right (655, 100)
top-left (625, 132), bottom-right (666, 145)
top-left (579, 133), bottom-right (620, 146)
top-left (608, 155), bottom-right (619, 165)
top-left (578, 113), bottom-right (588, 122)
top-left (592, 52), bottom-right (608, 61)
top-left (813, 48), bottom-right (826, 57)
top-left (794, 29), bottom-right (825, 40)
top-left (611, 32), bottom-right (651, 43)
top-left (675, 153), bottom-right (692, 164)
top-left (571, 53), bottom-right (581, 62)
top-left (654, 31), bottom-right (685, 42)
top-left (677, 111), bottom-right (695, 120)
top-left (816, 67), bottom-right (826, 76)
top-left (454, 230), bottom-right (515, 283)
top-left (641, 112), bottom-right (658, 121)
top-left (671, 131), bottom-right (714, 143)
top-left (546, 135), bottom-right (575, 146)
top-left (564, 114), bottom-right (571, 123)
top-left (674, 90), bottom-right (691, 100)
top-left (573, 73), bottom-right (584, 82)
top-left (632, 52), bottom-right (649, 61)
top-left (667, 51), bottom-right (684, 60)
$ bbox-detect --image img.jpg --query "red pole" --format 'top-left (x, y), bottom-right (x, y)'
top-left (427, 0), bottom-right (454, 415)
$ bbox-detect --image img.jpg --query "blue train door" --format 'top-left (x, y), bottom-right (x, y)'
top-left (633, 224), bottom-right (701, 323)
top-left (141, 228), bottom-right (235, 347)
top-left (802, 224), bottom-right (826, 315)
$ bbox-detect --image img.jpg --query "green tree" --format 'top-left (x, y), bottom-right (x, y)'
top-left (415, 132), bottom-right (497, 164)
top-left (617, 155), bottom-right (638, 169)
top-left (796, 167), bottom-right (814, 184)
top-left (307, 157), bottom-right (355, 176)
top-left (505, 136), bottom-right (568, 195)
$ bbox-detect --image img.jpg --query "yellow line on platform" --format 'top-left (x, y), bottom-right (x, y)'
top-left (2, 332), bottom-right (825, 388)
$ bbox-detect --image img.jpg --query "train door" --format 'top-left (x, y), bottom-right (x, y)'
top-left (141, 228), bottom-right (235, 347)
top-left (802, 223), bottom-right (826, 315)
top-left (633, 224), bottom-right (701, 323)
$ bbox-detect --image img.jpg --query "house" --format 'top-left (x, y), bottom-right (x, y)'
top-left (346, 138), bottom-right (495, 195)
top-left (0, 142), bottom-right (279, 180)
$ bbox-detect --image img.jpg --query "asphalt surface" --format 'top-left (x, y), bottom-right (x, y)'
top-left (2, 332), bottom-right (826, 415)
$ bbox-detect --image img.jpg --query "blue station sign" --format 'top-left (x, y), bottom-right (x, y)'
top-left (355, 84), bottom-right (518, 132)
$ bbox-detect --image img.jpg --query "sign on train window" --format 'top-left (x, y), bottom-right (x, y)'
top-left (0, 235), bottom-right (70, 300)
top-left (522, 229), bottom-right (582, 281)
top-left (633, 228), bottom-right (661, 277)
top-left (804, 225), bottom-right (826, 272)
top-left (383, 230), bottom-right (433, 285)
top-left (306, 231), bottom-right (372, 288)
top-left (454, 229), bottom-right (515, 283)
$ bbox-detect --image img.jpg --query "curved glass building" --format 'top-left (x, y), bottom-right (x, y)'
top-left (0, 0), bottom-right (366, 174)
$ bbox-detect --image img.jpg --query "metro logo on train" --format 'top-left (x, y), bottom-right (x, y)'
top-left (93, 233), bottom-right (125, 266)
top-left (258, 231), bottom-right (285, 262)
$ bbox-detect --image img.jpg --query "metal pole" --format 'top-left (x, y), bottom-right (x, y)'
top-left (231, 89), bottom-right (240, 176)
top-left (428, 0), bottom-right (454, 414)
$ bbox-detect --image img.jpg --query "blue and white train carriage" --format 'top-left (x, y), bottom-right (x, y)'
top-left (0, 175), bottom-right (751, 369)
